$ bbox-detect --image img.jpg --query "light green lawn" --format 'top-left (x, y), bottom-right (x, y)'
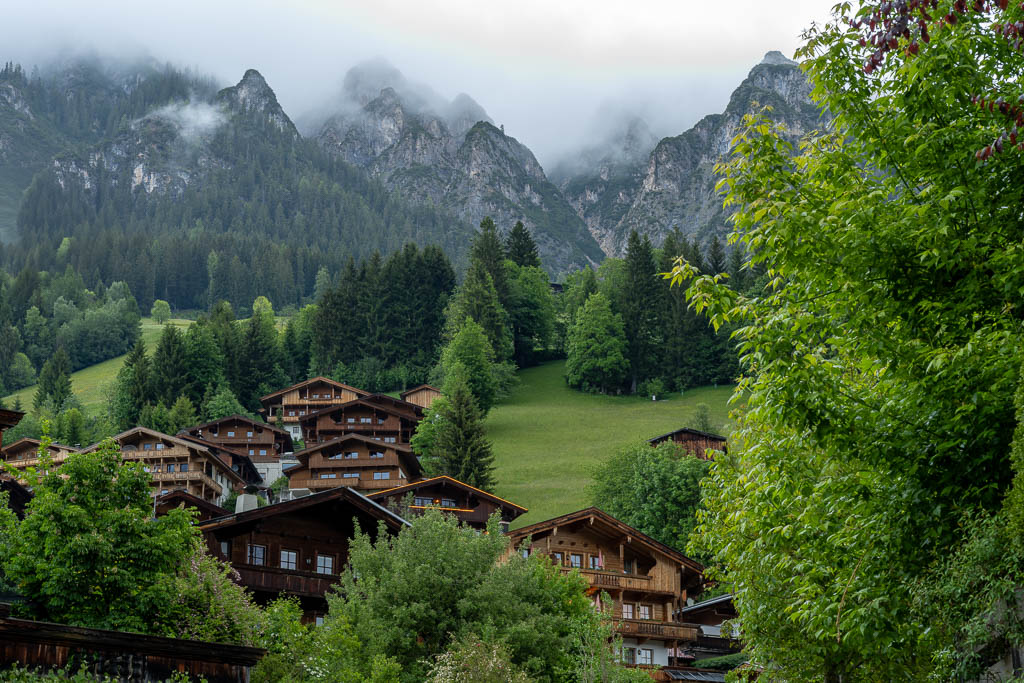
top-left (2, 318), bottom-right (192, 416)
top-left (487, 360), bottom-right (736, 528)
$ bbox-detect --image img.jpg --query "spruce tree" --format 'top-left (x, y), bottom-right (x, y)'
top-left (150, 324), bottom-right (188, 405)
top-left (236, 299), bottom-right (285, 409)
top-left (182, 322), bottom-right (225, 405)
top-left (470, 217), bottom-right (509, 304)
top-left (434, 368), bottom-right (496, 490)
top-left (618, 230), bottom-right (661, 393)
top-left (446, 262), bottom-right (513, 362)
top-left (505, 221), bottom-right (541, 268)
top-left (707, 236), bottom-right (727, 274)
top-left (439, 319), bottom-right (498, 413)
top-left (112, 339), bottom-right (151, 429)
top-left (34, 347), bottom-right (72, 412)
top-left (728, 245), bottom-right (747, 292)
top-left (167, 395), bottom-right (198, 434)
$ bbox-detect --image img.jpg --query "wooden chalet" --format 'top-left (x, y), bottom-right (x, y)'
top-left (259, 377), bottom-right (369, 440)
top-left (176, 434), bottom-right (263, 488)
top-left (647, 428), bottom-right (727, 459)
top-left (82, 427), bottom-right (248, 506)
top-left (0, 438), bottom-right (80, 477)
top-left (199, 486), bottom-right (409, 620)
top-left (0, 409), bottom-right (24, 447)
top-left (284, 434), bottom-right (422, 493)
top-left (154, 489), bottom-right (229, 522)
top-left (181, 413), bottom-right (294, 462)
top-left (507, 507), bottom-right (705, 677)
top-left (399, 384), bottom-right (442, 410)
top-left (0, 604), bottom-right (264, 682)
top-left (368, 475), bottom-right (527, 531)
top-left (298, 395), bottom-right (424, 446)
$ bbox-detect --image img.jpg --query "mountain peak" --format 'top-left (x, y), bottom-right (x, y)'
top-left (760, 50), bottom-right (797, 66)
top-left (218, 69), bottom-right (297, 135)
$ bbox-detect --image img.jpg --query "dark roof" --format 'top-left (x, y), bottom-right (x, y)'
top-left (399, 384), bottom-right (441, 398)
top-left (368, 475), bottom-right (527, 514)
top-left (184, 413), bottom-right (292, 438)
top-left (259, 376), bottom-right (369, 403)
top-left (665, 670), bottom-right (727, 682)
top-left (298, 395), bottom-right (423, 424)
top-left (2, 438), bottom-right (80, 455)
top-left (175, 435), bottom-right (263, 485)
top-left (155, 489), bottom-right (229, 518)
top-left (0, 409), bottom-right (24, 430)
top-left (198, 485), bottom-right (410, 533)
top-left (507, 507), bottom-right (704, 574)
top-left (678, 593), bottom-right (735, 615)
top-left (647, 427), bottom-right (728, 445)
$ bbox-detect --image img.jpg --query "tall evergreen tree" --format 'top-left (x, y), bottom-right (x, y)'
top-left (112, 339), bottom-right (151, 430)
top-left (470, 217), bottom-right (509, 304)
top-left (150, 324), bottom-right (188, 406)
top-left (618, 230), bottom-right (661, 393)
top-left (438, 319), bottom-right (498, 413)
top-left (565, 293), bottom-right (629, 394)
top-left (34, 346), bottom-right (72, 412)
top-left (236, 298), bottom-right (285, 409)
top-left (446, 262), bottom-right (513, 362)
top-left (727, 245), bottom-right (747, 293)
top-left (182, 322), bottom-right (225, 406)
top-left (504, 221), bottom-right (541, 268)
top-left (432, 368), bottom-right (496, 490)
top-left (706, 236), bottom-right (727, 275)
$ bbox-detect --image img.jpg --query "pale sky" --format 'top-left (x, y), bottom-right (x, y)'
top-left (1, 0), bottom-right (835, 165)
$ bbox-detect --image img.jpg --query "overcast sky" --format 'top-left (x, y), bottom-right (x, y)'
top-left (1, 0), bottom-right (835, 166)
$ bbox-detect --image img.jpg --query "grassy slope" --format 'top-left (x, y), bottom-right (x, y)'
top-left (487, 360), bottom-right (735, 528)
top-left (2, 318), bottom-right (192, 415)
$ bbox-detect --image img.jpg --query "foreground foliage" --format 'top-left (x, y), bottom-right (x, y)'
top-left (677, 0), bottom-right (1024, 678)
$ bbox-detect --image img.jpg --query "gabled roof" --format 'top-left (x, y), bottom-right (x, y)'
top-left (677, 593), bottom-right (735, 615)
top-left (198, 485), bottom-right (410, 533)
top-left (647, 427), bottom-right (727, 445)
top-left (84, 427), bottom-right (248, 487)
top-left (507, 507), bottom-right (704, 574)
top-left (0, 409), bottom-right (24, 430)
top-left (175, 434), bottom-right (263, 485)
top-left (400, 384), bottom-right (441, 398)
top-left (287, 433), bottom-right (421, 479)
top-left (368, 475), bottom-right (528, 514)
top-left (155, 489), bottom-right (229, 518)
top-left (259, 376), bottom-right (369, 403)
top-left (184, 413), bottom-right (291, 438)
top-left (298, 395), bottom-right (423, 424)
top-left (1, 438), bottom-right (80, 456)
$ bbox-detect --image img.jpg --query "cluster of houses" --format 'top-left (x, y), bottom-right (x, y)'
top-left (0, 377), bottom-right (737, 682)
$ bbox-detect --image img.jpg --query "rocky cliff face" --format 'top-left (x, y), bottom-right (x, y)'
top-left (556, 51), bottom-right (822, 256)
top-left (313, 61), bottom-right (605, 272)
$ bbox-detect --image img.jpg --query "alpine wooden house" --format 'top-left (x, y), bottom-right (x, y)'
top-left (154, 489), bottom-right (229, 522)
top-left (507, 507), bottom-right (706, 676)
top-left (298, 395), bottom-right (424, 446)
top-left (180, 414), bottom-right (294, 483)
top-left (367, 475), bottom-right (527, 531)
top-left (199, 486), bottom-right (409, 620)
top-left (259, 377), bottom-right (369, 440)
top-left (283, 434), bottom-right (422, 493)
top-left (0, 438), bottom-right (81, 477)
top-left (647, 428), bottom-right (727, 459)
top-left (175, 433), bottom-right (264, 488)
top-left (82, 427), bottom-right (249, 506)
top-left (399, 384), bottom-right (442, 410)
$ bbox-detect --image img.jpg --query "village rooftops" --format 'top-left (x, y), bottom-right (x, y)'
top-left (367, 475), bottom-right (527, 529)
top-left (258, 376), bottom-right (370, 404)
top-left (283, 433), bottom-right (423, 492)
top-left (154, 489), bottom-right (229, 521)
top-left (181, 414), bottom-right (294, 454)
top-left (300, 394), bottom-right (425, 422)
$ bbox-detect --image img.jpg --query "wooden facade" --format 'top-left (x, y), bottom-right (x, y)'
top-left (647, 428), bottom-right (727, 459)
top-left (507, 508), bottom-right (706, 677)
top-left (368, 475), bottom-right (527, 530)
top-left (199, 486), bottom-right (409, 619)
top-left (399, 384), bottom-right (442, 410)
top-left (181, 414), bottom-right (294, 458)
top-left (0, 438), bottom-right (80, 477)
top-left (284, 434), bottom-right (422, 493)
top-left (154, 489), bottom-right (229, 522)
top-left (298, 395), bottom-right (423, 446)
top-left (259, 377), bottom-right (369, 439)
top-left (0, 604), bottom-right (264, 682)
top-left (82, 428), bottom-right (249, 506)
top-left (176, 434), bottom-right (263, 488)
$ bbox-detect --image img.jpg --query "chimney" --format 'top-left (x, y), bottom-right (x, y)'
top-left (235, 493), bottom-right (260, 513)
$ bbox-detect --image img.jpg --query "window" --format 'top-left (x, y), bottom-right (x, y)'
top-left (315, 616), bottom-right (325, 626)
top-left (280, 549), bottom-right (297, 570)
top-left (622, 603), bottom-right (635, 619)
top-left (247, 544), bottom-right (266, 566)
top-left (249, 449), bottom-right (255, 455)
top-left (589, 555), bottom-right (602, 570)
top-left (370, 451), bottom-right (384, 459)
top-left (179, 463), bottom-right (188, 472)
top-left (320, 473), bottom-right (337, 479)
top-left (152, 465), bottom-right (161, 473)
top-left (312, 393), bottom-right (320, 399)
top-left (383, 436), bottom-right (396, 443)
top-left (623, 558), bottom-right (635, 575)
top-left (570, 553), bottom-right (582, 568)
top-left (441, 498), bottom-right (456, 508)
top-left (520, 548), bottom-right (530, 559)
top-left (637, 649), bottom-right (653, 666)
top-left (329, 453), bottom-right (343, 460)
top-left (347, 417), bottom-right (355, 423)
top-left (143, 466), bottom-right (150, 473)
top-left (414, 497), bottom-right (433, 506)
top-left (345, 452), bottom-right (359, 459)
top-left (247, 431), bottom-right (253, 438)
top-left (637, 605), bottom-right (651, 620)
top-left (227, 431), bottom-right (235, 437)
top-left (144, 443), bottom-right (153, 451)
top-left (155, 443), bottom-right (164, 450)
top-left (299, 411), bottom-right (306, 416)
top-left (166, 464), bottom-right (175, 473)
top-left (316, 554), bottom-right (334, 574)
top-left (219, 541), bottom-right (230, 557)
top-left (288, 410), bottom-right (296, 417)
top-left (259, 449), bottom-right (267, 456)
top-left (552, 552), bottom-right (564, 565)
top-left (373, 472), bottom-right (390, 480)
top-left (622, 647), bottom-right (636, 666)
top-left (378, 418), bottom-right (385, 424)
top-left (161, 489), bottom-right (168, 495)
top-left (343, 473), bottom-right (359, 479)
top-left (360, 417), bottom-right (372, 424)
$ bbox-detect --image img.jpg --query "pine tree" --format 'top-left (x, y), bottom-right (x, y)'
top-left (167, 395), bottom-right (198, 434)
top-left (182, 322), bottom-right (225, 405)
top-left (111, 339), bottom-right (151, 430)
top-left (728, 245), bottom-right (747, 292)
top-left (433, 368), bottom-right (496, 490)
top-left (439, 319), bottom-right (497, 413)
top-left (471, 217), bottom-right (509, 304)
top-left (707, 236), bottom-right (727, 275)
top-left (618, 230), bottom-right (661, 393)
top-left (236, 299), bottom-right (284, 409)
top-left (504, 221), bottom-right (541, 268)
top-left (313, 266), bottom-right (331, 303)
top-left (34, 347), bottom-right (72, 412)
top-left (446, 262), bottom-right (513, 362)
top-left (150, 324), bottom-right (188, 405)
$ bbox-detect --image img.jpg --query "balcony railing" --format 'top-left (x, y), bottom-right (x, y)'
top-left (615, 618), bottom-right (698, 641)
top-left (288, 477), bottom-right (406, 491)
top-left (232, 563), bottom-right (337, 598)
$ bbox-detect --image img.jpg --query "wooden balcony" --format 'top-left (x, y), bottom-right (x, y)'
top-left (150, 470), bottom-right (224, 495)
top-left (233, 562), bottom-right (337, 598)
top-left (288, 477), bottom-right (407, 491)
top-left (615, 618), bottom-right (698, 641)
